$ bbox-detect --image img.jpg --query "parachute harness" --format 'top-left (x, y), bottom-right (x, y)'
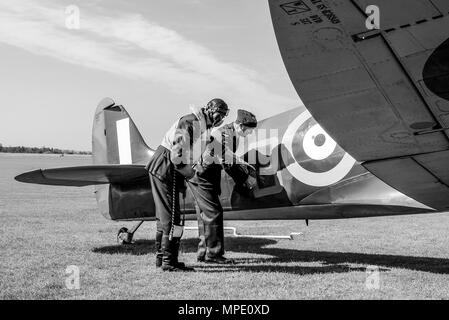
top-left (169, 170), bottom-right (185, 241)
top-left (169, 171), bottom-right (177, 241)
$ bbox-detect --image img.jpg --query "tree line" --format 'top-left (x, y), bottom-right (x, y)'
top-left (0, 143), bottom-right (91, 155)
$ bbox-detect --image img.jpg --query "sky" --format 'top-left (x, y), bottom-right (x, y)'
top-left (0, 0), bottom-right (301, 151)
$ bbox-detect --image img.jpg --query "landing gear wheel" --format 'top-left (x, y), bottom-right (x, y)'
top-left (117, 227), bottom-right (134, 245)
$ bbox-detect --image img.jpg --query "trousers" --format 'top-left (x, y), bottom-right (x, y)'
top-left (188, 167), bottom-right (224, 259)
top-left (147, 146), bottom-right (186, 267)
top-left (147, 146), bottom-right (186, 233)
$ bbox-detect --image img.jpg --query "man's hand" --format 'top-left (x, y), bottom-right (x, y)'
top-left (176, 165), bottom-right (195, 180)
top-left (245, 175), bottom-right (258, 190)
top-left (194, 163), bottom-right (205, 175)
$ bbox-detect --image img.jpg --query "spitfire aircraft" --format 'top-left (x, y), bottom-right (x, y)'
top-left (15, 0), bottom-right (449, 244)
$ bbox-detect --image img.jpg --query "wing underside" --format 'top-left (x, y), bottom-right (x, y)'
top-left (14, 165), bottom-right (148, 187)
top-left (269, 0), bottom-right (449, 210)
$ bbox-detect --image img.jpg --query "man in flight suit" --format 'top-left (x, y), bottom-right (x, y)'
top-left (191, 109), bottom-right (258, 264)
top-left (146, 98), bottom-right (230, 272)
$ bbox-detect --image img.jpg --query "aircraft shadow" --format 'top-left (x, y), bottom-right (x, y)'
top-left (92, 237), bottom-right (449, 275)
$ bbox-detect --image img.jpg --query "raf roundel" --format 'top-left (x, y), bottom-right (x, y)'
top-left (281, 110), bottom-right (356, 187)
top-left (302, 124), bottom-right (337, 161)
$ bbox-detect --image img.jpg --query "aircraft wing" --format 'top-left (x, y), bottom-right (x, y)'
top-left (269, 0), bottom-right (449, 210)
top-left (14, 165), bottom-right (148, 187)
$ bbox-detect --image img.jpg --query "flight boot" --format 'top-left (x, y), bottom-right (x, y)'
top-left (172, 237), bottom-right (195, 271)
top-left (196, 235), bottom-right (207, 262)
top-left (155, 231), bottom-right (163, 268)
top-left (204, 255), bottom-right (234, 265)
top-left (161, 235), bottom-right (195, 272)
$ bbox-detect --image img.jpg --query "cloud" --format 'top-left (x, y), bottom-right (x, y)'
top-left (0, 0), bottom-right (297, 110)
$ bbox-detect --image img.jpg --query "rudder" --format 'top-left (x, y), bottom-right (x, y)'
top-left (92, 97), bottom-right (154, 165)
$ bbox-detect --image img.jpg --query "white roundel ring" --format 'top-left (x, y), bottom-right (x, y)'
top-left (303, 124), bottom-right (337, 160)
top-left (281, 110), bottom-right (356, 187)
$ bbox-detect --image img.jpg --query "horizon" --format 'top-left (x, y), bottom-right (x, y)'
top-left (0, 143), bottom-right (91, 153)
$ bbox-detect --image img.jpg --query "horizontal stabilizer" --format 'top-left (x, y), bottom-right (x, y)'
top-left (14, 165), bottom-right (148, 187)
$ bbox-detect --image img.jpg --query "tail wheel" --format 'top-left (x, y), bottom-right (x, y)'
top-left (117, 227), bottom-right (133, 245)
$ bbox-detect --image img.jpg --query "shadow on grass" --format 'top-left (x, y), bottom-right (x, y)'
top-left (192, 264), bottom-right (371, 275)
top-left (92, 240), bottom-right (156, 256)
top-left (92, 237), bottom-right (449, 275)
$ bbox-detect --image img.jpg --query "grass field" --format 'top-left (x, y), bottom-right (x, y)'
top-left (1, 153), bottom-right (449, 300)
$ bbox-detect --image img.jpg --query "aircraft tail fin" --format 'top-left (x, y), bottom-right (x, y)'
top-left (92, 98), bottom-right (154, 165)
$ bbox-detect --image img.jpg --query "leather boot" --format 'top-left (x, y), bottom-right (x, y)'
top-left (155, 231), bottom-right (163, 268)
top-left (172, 238), bottom-right (194, 271)
top-left (204, 256), bottom-right (234, 264)
top-left (196, 206), bottom-right (207, 262)
top-left (161, 235), bottom-right (195, 272)
top-left (197, 235), bottom-right (207, 262)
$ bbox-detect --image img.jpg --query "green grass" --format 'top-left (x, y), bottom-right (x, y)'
top-left (1, 154), bottom-right (449, 299)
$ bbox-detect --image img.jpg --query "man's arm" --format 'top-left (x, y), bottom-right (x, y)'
top-left (171, 114), bottom-right (199, 178)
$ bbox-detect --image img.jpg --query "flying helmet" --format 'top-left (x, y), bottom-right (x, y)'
top-left (205, 98), bottom-right (229, 127)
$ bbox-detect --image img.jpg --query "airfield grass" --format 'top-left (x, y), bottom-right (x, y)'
top-left (1, 154), bottom-right (449, 300)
